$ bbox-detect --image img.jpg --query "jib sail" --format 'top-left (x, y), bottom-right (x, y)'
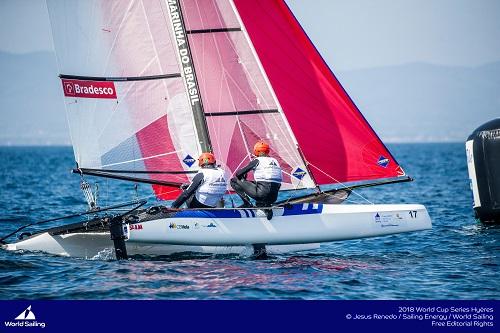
top-left (234, 0), bottom-right (407, 187)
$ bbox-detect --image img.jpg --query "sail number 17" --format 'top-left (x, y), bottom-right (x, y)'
top-left (409, 210), bottom-right (418, 218)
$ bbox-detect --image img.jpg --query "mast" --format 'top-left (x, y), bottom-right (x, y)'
top-left (166, 0), bottom-right (212, 153)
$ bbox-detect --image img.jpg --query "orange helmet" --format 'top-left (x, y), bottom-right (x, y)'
top-left (253, 141), bottom-right (270, 156)
top-left (198, 152), bottom-right (216, 166)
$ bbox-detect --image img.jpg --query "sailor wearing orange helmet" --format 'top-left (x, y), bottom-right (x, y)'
top-left (171, 152), bottom-right (227, 209)
top-left (230, 141), bottom-right (282, 207)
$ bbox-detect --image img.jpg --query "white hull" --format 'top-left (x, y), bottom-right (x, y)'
top-left (4, 232), bottom-right (318, 259)
top-left (128, 203), bottom-right (431, 245)
top-left (4, 203), bottom-right (431, 259)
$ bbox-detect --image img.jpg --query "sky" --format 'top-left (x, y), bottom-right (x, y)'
top-left (1, 0), bottom-right (500, 70)
top-left (0, 0), bottom-right (499, 145)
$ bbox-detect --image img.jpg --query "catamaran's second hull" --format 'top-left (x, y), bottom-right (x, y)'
top-left (4, 203), bottom-right (431, 259)
top-left (3, 232), bottom-right (318, 259)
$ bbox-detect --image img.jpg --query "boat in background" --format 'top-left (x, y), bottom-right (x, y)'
top-left (2, 0), bottom-right (431, 259)
top-left (466, 118), bottom-right (500, 224)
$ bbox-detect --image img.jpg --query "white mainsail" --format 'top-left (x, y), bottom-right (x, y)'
top-left (47, 0), bottom-right (203, 199)
top-left (47, 0), bottom-right (317, 200)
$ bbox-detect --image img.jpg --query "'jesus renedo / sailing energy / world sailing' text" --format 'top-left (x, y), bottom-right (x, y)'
top-left (168, 0), bottom-right (201, 106)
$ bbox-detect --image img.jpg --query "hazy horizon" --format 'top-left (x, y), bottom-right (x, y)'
top-left (1, 0), bottom-right (499, 145)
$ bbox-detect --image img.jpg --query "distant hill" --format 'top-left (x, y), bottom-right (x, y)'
top-left (0, 51), bottom-right (68, 145)
top-left (337, 62), bottom-right (500, 142)
top-left (0, 51), bottom-right (499, 145)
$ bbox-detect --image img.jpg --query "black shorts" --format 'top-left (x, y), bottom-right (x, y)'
top-left (230, 178), bottom-right (281, 206)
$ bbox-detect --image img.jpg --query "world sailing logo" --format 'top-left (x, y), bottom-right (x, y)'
top-left (15, 305), bottom-right (35, 320)
top-left (292, 167), bottom-right (307, 180)
top-left (61, 79), bottom-right (117, 99)
top-left (4, 305), bottom-right (46, 328)
top-left (183, 154), bottom-right (196, 167)
top-left (377, 156), bottom-right (390, 168)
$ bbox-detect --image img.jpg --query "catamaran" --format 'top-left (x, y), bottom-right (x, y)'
top-left (2, 0), bottom-right (431, 259)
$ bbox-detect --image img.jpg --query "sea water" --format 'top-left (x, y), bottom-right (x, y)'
top-left (0, 143), bottom-right (498, 299)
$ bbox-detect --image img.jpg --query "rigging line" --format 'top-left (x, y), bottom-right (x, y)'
top-left (220, 33), bottom-right (300, 173)
top-left (44, 2), bottom-right (79, 163)
top-left (219, 31), bottom-right (286, 139)
top-left (219, 6), bottom-right (266, 105)
top-left (228, 154), bottom-right (250, 179)
top-left (98, 61), bottom-right (183, 148)
top-left (193, 0), bottom-right (233, 36)
top-left (157, 0), bottom-right (189, 113)
top-left (95, 56), bottom-right (159, 142)
top-left (209, 69), bottom-right (222, 159)
top-left (222, 64), bottom-right (265, 116)
top-left (140, 0), bottom-right (171, 102)
top-left (186, 9), bottom-right (219, 156)
top-left (223, 44), bottom-right (284, 150)
top-left (196, 3), bottom-right (216, 156)
top-left (84, 0), bottom-right (98, 79)
top-left (282, 1), bottom-right (403, 169)
top-left (308, 163), bottom-right (374, 205)
top-left (204, 109), bottom-right (279, 117)
top-left (93, 0), bottom-right (138, 142)
top-left (229, 1), bottom-right (313, 189)
top-left (209, 29), bottom-right (252, 160)
top-left (0, 200), bottom-right (147, 244)
top-left (283, 172), bottom-right (306, 206)
top-left (99, 150), bottom-right (182, 168)
top-left (201, 35), bottom-right (224, 160)
top-left (212, 42), bottom-right (226, 155)
top-left (229, 64), bottom-right (307, 185)
top-left (101, 0), bottom-right (136, 78)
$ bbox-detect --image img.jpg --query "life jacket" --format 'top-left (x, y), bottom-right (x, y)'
top-left (253, 157), bottom-right (282, 183)
top-left (195, 167), bottom-right (227, 207)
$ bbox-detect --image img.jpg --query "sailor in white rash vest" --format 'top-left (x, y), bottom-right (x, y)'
top-left (171, 152), bottom-right (227, 209)
top-left (230, 141), bottom-right (282, 208)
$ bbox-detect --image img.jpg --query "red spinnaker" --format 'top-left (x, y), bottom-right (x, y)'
top-left (234, 0), bottom-right (404, 185)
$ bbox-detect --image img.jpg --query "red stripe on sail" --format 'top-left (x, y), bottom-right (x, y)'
top-left (135, 116), bottom-right (186, 200)
top-left (234, 0), bottom-right (403, 184)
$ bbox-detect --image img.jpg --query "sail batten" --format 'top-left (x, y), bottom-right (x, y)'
top-left (204, 109), bottom-right (279, 117)
top-left (186, 27), bottom-right (242, 34)
top-left (59, 73), bottom-right (182, 82)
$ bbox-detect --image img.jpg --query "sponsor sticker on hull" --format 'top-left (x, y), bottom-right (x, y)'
top-left (61, 79), bottom-right (117, 99)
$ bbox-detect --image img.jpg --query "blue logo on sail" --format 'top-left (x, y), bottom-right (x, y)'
top-left (183, 154), bottom-right (195, 167)
top-left (377, 156), bottom-right (390, 168)
top-left (292, 167), bottom-right (307, 180)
